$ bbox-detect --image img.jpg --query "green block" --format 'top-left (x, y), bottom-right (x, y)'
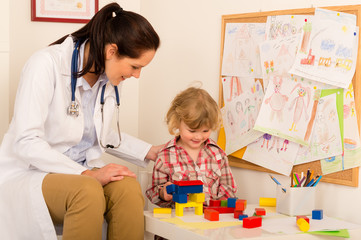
top-left (221, 200), bottom-right (227, 207)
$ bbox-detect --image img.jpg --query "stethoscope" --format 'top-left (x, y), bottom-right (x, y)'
top-left (67, 40), bottom-right (121, 148)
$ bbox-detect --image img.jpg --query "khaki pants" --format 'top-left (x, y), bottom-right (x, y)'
top-left (42, 173), bottom-right (145, 240)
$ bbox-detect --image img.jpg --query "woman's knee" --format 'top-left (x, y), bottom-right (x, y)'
top-left (42, 174), bottom-right (106, 224)
top-left (104, 176), bottom-right (144, 206)
top-left (70, 176), bottom-right (106, 211)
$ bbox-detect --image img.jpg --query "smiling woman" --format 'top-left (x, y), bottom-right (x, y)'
top-left (0, 2), bottom-right (162, 240)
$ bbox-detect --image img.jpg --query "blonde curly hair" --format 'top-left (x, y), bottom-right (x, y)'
top-left (166, 87), bottom-right (222, 135)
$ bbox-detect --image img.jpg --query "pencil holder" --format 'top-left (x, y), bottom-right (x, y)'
top-left (276, 185), bottom-right (316, 216)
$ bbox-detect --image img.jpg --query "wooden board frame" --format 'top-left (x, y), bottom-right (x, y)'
top-left (219, 5), bottom-right (361, 187)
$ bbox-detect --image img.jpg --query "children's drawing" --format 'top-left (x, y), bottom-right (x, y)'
top-left (221, 23), bottom-right (266, 78)
top-left (289, 8), bottom-right (359, 88)
top-left (222, 76), bottom-right (243, 103)
top-left (261, 133), bottom-right (272, 148)
top-left (258, 30), bottom-right (330, 145)
top-left (294, 92), bottom-right (342, 165)
top-left (243, 134), bottom-right (299, 176)
top-left (264, 75), bottom-right (288, 122)
top-left (288, 83), bottom-right (311, 131)
top-left (259, 34), bottom-right (301, 90)
top-left (265, 15), bottom-right (313, 41)
top-left (320, 84), bottom-right (361, 174)
top-left (221, 77), bottom-right (265, 155)
top-left (255, 76), bottom-right (326, 146)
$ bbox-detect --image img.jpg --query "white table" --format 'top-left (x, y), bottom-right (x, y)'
top-left (144, 205), bottom-right (361, 240)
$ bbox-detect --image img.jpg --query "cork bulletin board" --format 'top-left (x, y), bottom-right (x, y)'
top-left (218, 5), bottom-right (361, 187)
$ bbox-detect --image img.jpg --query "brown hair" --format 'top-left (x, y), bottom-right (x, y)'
top-left (51, 2), bottom-right (160, 78)
top-left (166, 87), bottom-right (222, 135)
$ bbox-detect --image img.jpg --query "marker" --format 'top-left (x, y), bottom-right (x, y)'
top-left (306, 178), bottom-right (315, 187)
top-left (303, 169), bottom-right (311, 187)
top-left (298, 176), bottom-right (306, 187)
top-left (293, 173), bottom-right (299, 186)
top-left (312, 175), bottom-right (322, 187)
top-left (309, 170), bottom-right (314, 181)
top-left (295, 173), bottom-right (301, 184)
top-left (269, 174), bottom-right (286, 193)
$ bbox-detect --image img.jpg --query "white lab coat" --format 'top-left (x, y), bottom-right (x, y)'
top-left (0, 36), bottom-right (151, 239)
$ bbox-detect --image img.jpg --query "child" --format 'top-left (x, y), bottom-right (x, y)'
top-left (146, 87), bottom-right (237, 208)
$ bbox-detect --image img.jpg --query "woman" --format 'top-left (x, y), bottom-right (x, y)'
top-left (0, 3), bottom-right (160, 240)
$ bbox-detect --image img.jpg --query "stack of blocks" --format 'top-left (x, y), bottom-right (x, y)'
top-left (164, 181), bottom-right (267, 229)
top-left (166, 180), bottom-right (205, 217)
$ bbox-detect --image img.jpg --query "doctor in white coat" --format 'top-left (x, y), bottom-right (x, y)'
top-left (0, 3), bottom-right (161, 240)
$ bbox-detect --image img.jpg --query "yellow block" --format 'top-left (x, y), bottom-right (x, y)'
top-left (259, 197), bottom-right (276, 207)
top-left (189, 193), bottom-right (205, 203)
top-left (297, 218), bottom-right (310, 232)
top-left (175, 201), bottom-right (203, 217)
top-left (153, 208), bottom-right (172, 214)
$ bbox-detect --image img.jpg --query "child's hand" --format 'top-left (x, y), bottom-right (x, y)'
top-left (160, 182), bottom-right (173, 201)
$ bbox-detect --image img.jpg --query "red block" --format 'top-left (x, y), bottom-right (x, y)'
top-left (173, 180), bottom-right (203, 186)
top-left (209, 199), bottom-right (221, 207)
top-left (235, 199), bottom-right (247, 211)
top-left (296, 215), bottom-right (310, 224)
top-left (204, 209), bottom-right (219, 221)
top-left (204, 206), bottom-right (235, 214)
top-left (234, 210), bottom-right (244, 219)
top-left (255, 208), bottom-right (266, 216)
top-left (243, 216), bottom-right (262, 228)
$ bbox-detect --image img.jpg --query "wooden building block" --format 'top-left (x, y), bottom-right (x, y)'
top-left (153, 208), bottom-right (172, 214)
top-left (259, 197), bottom-right (276, 207)
top-left (243, 216), bottom-right (262, 228)
top-left (204, 209), bottom-right (219, 221)
top-left (189, 193), bottom-right (205, 203)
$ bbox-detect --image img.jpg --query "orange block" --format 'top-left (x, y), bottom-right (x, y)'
top-left (235, 199), bottom-right (247, 211)
top-left (204, 209), bottom-right (219, 221)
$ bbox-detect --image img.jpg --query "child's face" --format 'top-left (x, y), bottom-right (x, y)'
top-left (178, 121), bottom-right (211, 150)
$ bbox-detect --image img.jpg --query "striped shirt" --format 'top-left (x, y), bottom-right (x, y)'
top-left (146, 137), bottom-right (237, 207)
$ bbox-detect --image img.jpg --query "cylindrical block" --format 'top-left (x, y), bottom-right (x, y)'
top-left (297, 218), bottom-right (310, 232)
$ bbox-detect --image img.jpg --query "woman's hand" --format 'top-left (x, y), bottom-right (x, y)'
top-left (159, 182), bottom-right (173, 201)
top-left (81, 163), bottom-right (136, 186)
top-left (146, 144), bottom-right (165, 161)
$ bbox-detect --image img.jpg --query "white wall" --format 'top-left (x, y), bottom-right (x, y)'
top-left (0, 0), bottom-right (10, 141)
top-left (139, 0), bottom-right (361, 225)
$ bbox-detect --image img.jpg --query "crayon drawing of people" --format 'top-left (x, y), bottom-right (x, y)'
top-left (235, 101), bottom-right (247, 134)
top-left (261, 133), bottom-right (272, 149)
top-left (288, 83), bottom-right (310, 131)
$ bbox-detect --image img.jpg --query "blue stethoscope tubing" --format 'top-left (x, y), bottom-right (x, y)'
top-left (68, 40), bottom-right (121, 148)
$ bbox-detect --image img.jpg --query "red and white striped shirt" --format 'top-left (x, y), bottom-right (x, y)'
top-left (146, 137), bottom-right (237, 207)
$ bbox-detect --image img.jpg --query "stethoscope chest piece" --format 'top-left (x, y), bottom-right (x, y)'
top-left (68, 100), bottom-right (79, 117)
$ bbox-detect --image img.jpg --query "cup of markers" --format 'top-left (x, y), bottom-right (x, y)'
top-left (270, 171), bottom-right (322, 216)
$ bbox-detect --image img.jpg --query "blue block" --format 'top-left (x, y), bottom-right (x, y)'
top-left (312, 209), bottom-right (323, 220)
top-left (175, 185), bottom-right (203, 194)
top-left (227, 198), bottom-right (237, 208)
top-left (239, 214), bottom-right (248, 220)
top-left (173, 194), bottom-right (188, 203)
top-left (166, 184), bottom-right (176, 194)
